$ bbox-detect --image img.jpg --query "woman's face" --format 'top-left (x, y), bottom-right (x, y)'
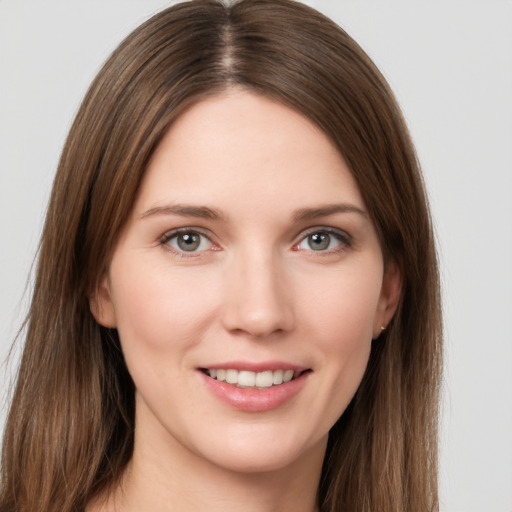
top-left (92, 89), bottom-right (400, 474)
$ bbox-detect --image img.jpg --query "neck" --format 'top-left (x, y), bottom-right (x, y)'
top-left (125, 451), bottom-right (323, 512)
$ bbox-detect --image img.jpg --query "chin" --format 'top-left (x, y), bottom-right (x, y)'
top-left (188, 425), bottom-right (328, 475)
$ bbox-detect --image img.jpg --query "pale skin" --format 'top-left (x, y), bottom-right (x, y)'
top-left (88, 89), bottom-right (401, 512)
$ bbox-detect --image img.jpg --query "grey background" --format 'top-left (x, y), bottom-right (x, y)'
top-left (1, 1), bottom-right (511, 510)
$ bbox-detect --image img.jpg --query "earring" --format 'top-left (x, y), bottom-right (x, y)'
top-left (373, 325), bottom-right (386, 341)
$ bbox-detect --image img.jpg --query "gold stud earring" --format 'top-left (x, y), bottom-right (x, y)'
top-left (380, 325), bottom-right (386, 331)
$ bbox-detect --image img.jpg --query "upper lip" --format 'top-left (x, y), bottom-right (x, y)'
top-left (198, 361), bottom-right (310, 373)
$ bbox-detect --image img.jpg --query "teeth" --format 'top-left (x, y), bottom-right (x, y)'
top-left (272, 369), bottom-right (283, 385)
top-left (255, 370), bottom-right (273, 388)
top-left (206, 368), bottom-right (302, 388)
top-left (238, 370), bottom-right (256, 387)
top-left (225, 369), bottom-right (238, 384)
top-left (283, 369), bottom-right (294, 382)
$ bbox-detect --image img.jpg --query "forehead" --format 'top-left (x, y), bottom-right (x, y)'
top-left (135, 89), bottom-right (365, 217)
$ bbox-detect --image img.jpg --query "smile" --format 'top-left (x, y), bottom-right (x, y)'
top-left (203, 368), bottom-right (301, 388)
top-left (200, 367), bottom-right (311, 412)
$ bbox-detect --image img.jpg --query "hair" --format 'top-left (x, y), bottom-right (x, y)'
top-left (0, 1), bottom-right (442, 511)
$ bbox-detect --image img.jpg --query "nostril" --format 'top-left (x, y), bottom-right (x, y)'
top-left (222, 307), bottom-right (295, 339)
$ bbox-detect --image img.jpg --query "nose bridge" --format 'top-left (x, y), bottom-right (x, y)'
top-left (222, 244), bottom-right (295, 337)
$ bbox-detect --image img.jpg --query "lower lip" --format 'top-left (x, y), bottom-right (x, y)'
top-left (199, 371), bottom-right (310, 412)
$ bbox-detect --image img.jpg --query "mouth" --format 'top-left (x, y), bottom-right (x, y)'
top-left (198, 364), bottom-right (312, 412)
top-left (200, 368), bottom-right (310, 389)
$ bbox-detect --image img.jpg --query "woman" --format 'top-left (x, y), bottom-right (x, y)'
top-left (0, 1), bottom-right (442, 511)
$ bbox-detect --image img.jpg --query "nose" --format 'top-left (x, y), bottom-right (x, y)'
top-left (221, 250), bottom-right (295, 338)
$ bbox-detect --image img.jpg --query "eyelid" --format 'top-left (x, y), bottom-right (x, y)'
top-left (293, 226), bottom-right (353, 252)
top-left (158, 225), bottom-right (352, 256)
top-left (160, 227), bottom-right (219, 255)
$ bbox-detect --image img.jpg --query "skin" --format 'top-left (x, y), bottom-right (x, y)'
top-left (89, 89), bottom-right (401, 512)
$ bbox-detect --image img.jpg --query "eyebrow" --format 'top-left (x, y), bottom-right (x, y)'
top-left (292, 204), bottom-right (368, 222)
top-left (139, 204), bottom-right (225, 221)
top-left (139, 202), bottom-right (367, 223)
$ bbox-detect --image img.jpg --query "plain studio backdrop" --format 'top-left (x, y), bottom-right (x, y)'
top-left (0, 1), bottom-right (511, 511)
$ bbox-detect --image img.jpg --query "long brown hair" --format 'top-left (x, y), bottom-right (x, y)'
top-left (0, 1), bottom-right (442, 511)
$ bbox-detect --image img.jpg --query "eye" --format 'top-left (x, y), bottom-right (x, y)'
top-left (295, 229), bottom-right (350, 252)
top-left (164, 230), bottom-right (213, 253)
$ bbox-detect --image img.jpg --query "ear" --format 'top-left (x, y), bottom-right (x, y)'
top-left (372, 259), bottom-right (402, 339)
top-left (89, 274), bottom-right (117, 328)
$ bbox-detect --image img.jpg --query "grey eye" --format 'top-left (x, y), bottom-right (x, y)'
top-left (307, 232), bottom-right (331, 251)
top-left (296, 230), bottom-right (347, 252)
top-left (167, 231), bottom-right (212, 252)
top-left (177, 233), bottom-right (201, 251)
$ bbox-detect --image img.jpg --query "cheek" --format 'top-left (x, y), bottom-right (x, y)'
top-left (298, 262), bottom-right (383, 351)
top-left (296, 263), bottom-right (382, 419)
top-left (109, 258), bottom-right (221, 360)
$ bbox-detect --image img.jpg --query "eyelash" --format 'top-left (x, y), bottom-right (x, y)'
top-left (160, 228), bottom-right (216, 258)
top-left (293, 227), bottom-right (353, 255)
top-left (159, 226), bottom-right (353, 258)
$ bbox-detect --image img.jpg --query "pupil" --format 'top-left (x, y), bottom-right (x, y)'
top-left (309, 232), bottom-right (330, 251)
top-left (178, 233), bottom-right (200, 251)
